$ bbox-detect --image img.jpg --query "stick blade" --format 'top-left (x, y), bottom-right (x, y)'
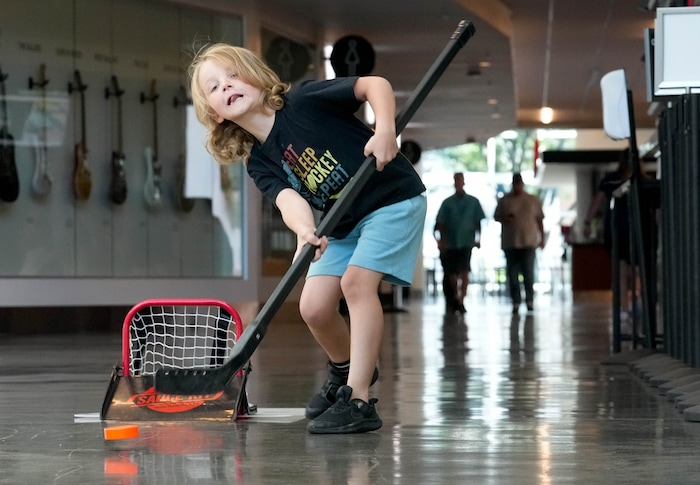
top-left (154, 366), bottom-right (232, 395)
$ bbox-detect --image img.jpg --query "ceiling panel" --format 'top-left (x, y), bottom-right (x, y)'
top-left (185, 0), bottom-right (662, 150)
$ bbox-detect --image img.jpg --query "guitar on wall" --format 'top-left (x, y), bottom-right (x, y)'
top-left (0, 62), bottom-right (19, 202)
top-left (28, 63), bottom-right (52, 197)
top-left (105, 75), bottom-right (127, 204)
top-left (69, 70), bottom-right (92, 200)
top-left (173, 86), bottom-right (194, 212)
top-left (141, 79), bottom-right (162, 209)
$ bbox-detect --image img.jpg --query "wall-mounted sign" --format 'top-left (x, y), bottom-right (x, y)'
top-left (263, 35), bottom-right (313, 83)
top-left (401, 140), bottom-right (422, 165)
top-left (330, 35), bottom-right (375, 77)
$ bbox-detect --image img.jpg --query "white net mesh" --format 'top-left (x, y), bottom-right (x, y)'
top-left (128, 304), bottom-right (238, 376)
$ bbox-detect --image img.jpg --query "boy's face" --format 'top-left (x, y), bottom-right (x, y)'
top-left (198, 59), bottom-right (263, 124)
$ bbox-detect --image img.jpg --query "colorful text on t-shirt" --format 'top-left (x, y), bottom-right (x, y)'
top-left (283, 144), bottom-right (350, 203)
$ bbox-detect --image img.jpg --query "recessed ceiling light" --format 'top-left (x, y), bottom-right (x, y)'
top-left (540, 106), bottom-right (554, 124)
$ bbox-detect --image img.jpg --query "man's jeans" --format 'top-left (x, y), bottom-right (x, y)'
top-left (503, 247), bottom-right (536, 304)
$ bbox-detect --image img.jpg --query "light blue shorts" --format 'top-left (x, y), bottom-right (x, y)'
top-left (307, 195), bottom-right (427, 286)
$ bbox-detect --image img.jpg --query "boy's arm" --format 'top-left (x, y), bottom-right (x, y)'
top-left (275, 188), bottom-right (328, 262)
top-left (353, 76), bottom-right (398, 171)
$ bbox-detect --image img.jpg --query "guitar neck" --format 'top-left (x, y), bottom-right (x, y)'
top-left (72, 71), bottom-right (88, 147)
top-left (35, 65), bottom-right (49, 142)
top-left (149, 79), bottom-right (159, 158)
top-left (79, 91), bottom-right (87, 146)
top-left (108, 76), bottom-right (125, 154)
top-left (117, 96), bottom-right (123, 153)
top-left (0, 96), bottom-right (7, 129)
top-left (140, 79), bottom-right (159, 165)
top-left (152, 102), bottom-right (158, 158)
top-left (0, 67), bottom-right (8, 129)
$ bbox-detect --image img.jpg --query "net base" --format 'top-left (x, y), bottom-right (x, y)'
top-left (100, 364), bottom-right (255, 421)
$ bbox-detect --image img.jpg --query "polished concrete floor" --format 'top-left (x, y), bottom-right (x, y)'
top-left (3, 289), bottom-right (700, 484)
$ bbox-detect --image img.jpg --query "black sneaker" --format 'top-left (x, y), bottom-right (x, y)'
top-left (305, 362), bottom-right (379, 420)
top-left (307, 386), bottom-right (382, 434)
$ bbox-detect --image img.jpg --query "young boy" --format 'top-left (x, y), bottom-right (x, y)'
top-left (190, 44), bottom-right (426, 433)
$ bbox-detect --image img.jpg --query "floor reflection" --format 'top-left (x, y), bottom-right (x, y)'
top-left (5, 293), bottom-right (700, 483)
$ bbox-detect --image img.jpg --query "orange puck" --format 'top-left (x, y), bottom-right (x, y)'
top-left (103, 424), bottom-right (139, 440)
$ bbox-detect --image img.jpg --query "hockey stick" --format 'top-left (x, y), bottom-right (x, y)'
top-left (155, 20), bottom-right (476, 395)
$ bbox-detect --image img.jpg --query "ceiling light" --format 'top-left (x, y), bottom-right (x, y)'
top-left (540, 106), bottom-right (554, 124)
top-left (487, 98), bottom-right (498, 105)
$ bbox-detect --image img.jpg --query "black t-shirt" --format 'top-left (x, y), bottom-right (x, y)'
top-left (247, 77), bottom-right (425, 238)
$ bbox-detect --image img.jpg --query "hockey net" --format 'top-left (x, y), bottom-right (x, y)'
top-left (121, 299), bottom-right (243, 377)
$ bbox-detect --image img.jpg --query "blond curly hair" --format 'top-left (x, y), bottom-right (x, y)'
top-left (190, 44), bottom-right (290, 165)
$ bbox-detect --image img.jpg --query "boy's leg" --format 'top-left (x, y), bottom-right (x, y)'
top-left (300, 275), bottom-right (350, 420)
top-left (307, 265), bottom-right (385, 434)
top-left (299, 274), bottom-right (349, 362)
top-left (341, 265), bottom-right (384, 403)
top-left (300, 274), bottom-right (380, 420)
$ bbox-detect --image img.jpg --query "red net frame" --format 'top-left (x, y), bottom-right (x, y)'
top-left (120, 298), bottom-right (243, 378)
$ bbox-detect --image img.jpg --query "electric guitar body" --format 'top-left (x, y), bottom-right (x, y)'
top-left (143, 146), bottom-right (161, 208)
top-left (74, 140), bottom-right (91, 200)
top-left (110, 151), bottom-right (127, 205)
top-left (142, 80), bottom-right (162, 209)
top-left (70, 70), bottom-right (92, 201)
top-left (0, 127), bottom-right (18, 203)
top-left (0, 63), bottom-right (19, 202)
top-left (31, 134), bottom-right (51, 196)
top-left (107, 76), bottom-right (127, 204)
